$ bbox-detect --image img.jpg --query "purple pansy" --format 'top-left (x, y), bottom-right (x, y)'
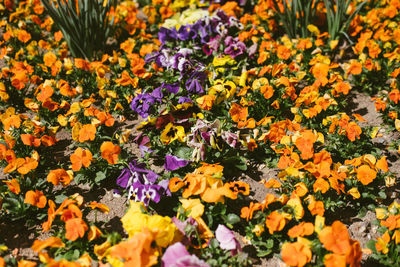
top-left (158, 27), bottom-right (178, 44)
top-left (116, 160), bottom-right (158, 188)
top-left (162, 242), bottom-right (210, 267)
top-left (164, 155), bottom-right (189, 171)
top-left (224, 36), bottom-right (246, 58)
top-left (116, 160), bottom-right (171, 206)
top-left (215, 224), bottom-right (241, 255)
top-left (178, 97), bottom-right (192, 104)
top-left (130, 93), bottom-right (160, 119)
top-left (131, 182), bottom-right (162, 206)
top-left (186, 71), bottom-right (206, 94)
top-left (177, 25), bottom-right (198, 41)
top-left (165, 82), bottom-right (180, 94)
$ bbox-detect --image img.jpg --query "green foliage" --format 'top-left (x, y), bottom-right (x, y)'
top-left (273, 0), bottom-right (319, 39)
top-left (41, 0), bottom-right (117, 60)
top-left (323, 0), bottom-right (366, 41)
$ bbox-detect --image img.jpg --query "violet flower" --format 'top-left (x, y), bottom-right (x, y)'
top-left (130, 93), bottom-right (158, 118)
top-left (151, 86), bottom-right (164, 101)
top-left (215, 224), bottom-right (241, 255)
top-left (224, 36), bottom-right (246, 58)
top-left (117, 161), bottom-right (171, 206)
top-left (131, 182), bottom-right (162, 206)
top-left (186, 71), bottom-right (206, 94)
top-left (178, 97), bottom-right (192, 104)
top-left (165, 82), bottom-right (180, 94)
top-left (162, 242), bottom-right (210, 267)
top-left (164, 155), bottom-right (189, 171)
top-left (203, 36), bottom-right (221, 55)
top-left (117, 160), bottom-right (158, 186)
top-left (158, 27), bottom-right (178, 43)
top-left (177, 25), bottom-right (198, 41)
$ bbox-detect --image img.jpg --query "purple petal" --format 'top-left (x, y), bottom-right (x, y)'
top-left (164, 155), bottom-right (189, 171)
top-left (162, 242), bottom-right (190, 267)
top-left (215, 224), bottom-right (241, 252)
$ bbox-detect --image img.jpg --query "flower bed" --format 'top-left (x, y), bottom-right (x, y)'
top-left (0, 0), bottom-right (399, 266)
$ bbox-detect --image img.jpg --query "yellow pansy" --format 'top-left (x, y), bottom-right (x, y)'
top-left (160, 123), bottom-right (186, 144)
top-left (180, 198), bottom-right (204, 218)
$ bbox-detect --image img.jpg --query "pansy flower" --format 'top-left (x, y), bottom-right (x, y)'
top-left (164, 155), bottom-right (189, 171)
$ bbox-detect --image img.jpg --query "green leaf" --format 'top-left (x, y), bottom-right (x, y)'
top-left (236, 157), bottom-right (247, 171)
top-left (74, 173), bottom-right (84, 184)
top-left (378, 191), bottom-right (387, 199)
top-left (366, 240), bottom-right (377, 253)
top-left (256, 249), bottom-right (272, 257)
top-left (95, 171), bottom-right (107, 183)
top-left (266, 239), bottom-right (274, 249)
top-left (55, 194), bottom-right (67, 204)
top-left (226, 213), bottom-right (240, 225)
top-left (175, 147), bottom-right (193, 160)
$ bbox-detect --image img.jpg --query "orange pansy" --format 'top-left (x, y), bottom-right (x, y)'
top-left (41, 135), bottom-right (57, 147)
top-left (74, 58), bottom-right (90, 71)
top-left (88, 201), bottom-right (109, 213)
top-left (265, 211), bottom-right (286, 234)
top-left (25, 190), bottom-right (47, 208)
top-left (293, 182), bottom-right (308, 197)
top-left (264, 178), bottom-right (282, 188)
top-left (95, 111), bottom-right (115, 127)
top-left (3, 178), bottom-right (20, 194)
top-left (319, 221), bottom-right (351, 255)
top-left (313, 178), bottom-right (330, 193)
top-left (100, 141), bottom-right (121, 164)
top-left (324, 253), bottom-right (346, 267)
top-left (389, 89), bottom-right (400, 104)
top-left (380, 214), bottom-right (400, 231)
top-left (345, 122), bottom-right (362, 142)
top-left (375, 231), bottom-right (390, 254)
top-left (16, 260), bottom-right (36, 267)
top-left (47, 169), bottom-right (73, 186)
top-left (240, 202), bottom-right (263, 221)
top-left (17, 157), bottom-right (38, 175)
top-left (42, 200), bottom-right (56, 232)
top-left (308, 200), bottom-right (325, 216)
top-left (65, 218), bottom-right (88, 241)
top-left (169, 177), bottom-right (185, 192)
top-left (36, 85), bottom-right (54, 102)
top-left (356, 165), bottom-right (376, 185)
top-left (295, 130), bottom-right (317, 160)
top-left (43, 52), bottom-right (57, 67)
top-left (288, 222), bottom-right (314, 238)
top-left (196, 94), bottom-right (216, 111)
top-left (195, 163), bottom-right (224, 177)
top-left (70, 147), bottom-right (93, 171)
top-left (182, 173), bottom-right (207, 198)
top-left (60, 204), bottom-right (82, 222)
top-left (21, 134), bottom-right (41, 147)
top-left (17, 30), bottom-right (31, 43)
top-left (376, 156), bottom-right (389, 172)
top-left (31, 237), bottom-right (65, 252)
top-left (78, 124), bottom-right (96, 143)
top-left (281, 241), bottom-right (312, 267)
top-left (109, 228), bottom-right (158, 267)
top-left (88, 225), bottom-right (103, 241)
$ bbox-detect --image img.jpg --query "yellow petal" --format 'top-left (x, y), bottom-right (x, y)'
top-left (330, 40), bottom-right (339, 50)
top-left (314, 215), bottom-right (325, 234)
top-left (395, 119), bottom-right (400, 131)
top-left (307, 24), bottom-right (320, 35)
